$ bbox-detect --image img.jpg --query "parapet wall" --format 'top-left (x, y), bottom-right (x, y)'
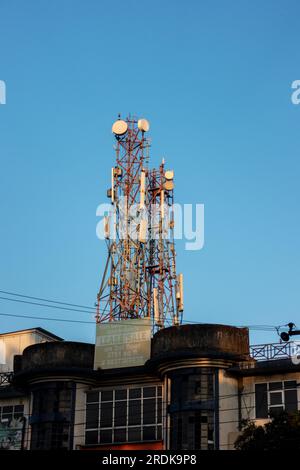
top-left (151, 324), bottom-right (250, 362)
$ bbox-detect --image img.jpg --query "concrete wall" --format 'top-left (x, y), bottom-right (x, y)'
top-left (152, 324), bottom-right (250, 361)
top-left (73, 383), bottom-right (88, 449)
top-left (18, 341), bottom-right (94, 372)
top-left (218, 369), bottom-right (239, 450)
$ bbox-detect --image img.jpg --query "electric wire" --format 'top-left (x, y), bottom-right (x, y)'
top-left (0, 288), bottom-right (282, 331)
top-left (0, 306), bottom-right (279, 332)
top-left (0, 290), bottom-right (96, 311)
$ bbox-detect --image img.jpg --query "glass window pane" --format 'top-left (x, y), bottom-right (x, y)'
top-left (143, 399), bottom-right (156, 425)
top-left (2, 406), bottom-right (13, 414)
top-left (86, 403), bottom-right (99, 429)
top-left (115, 401), bottom-right (127, 427)
top-left (269, 382), bottom-right (282, 391)
top-left (255, 383), bottom-right (268, 418)
top-left (100, 429), bottom-right (112, 444)
top-left (208, 423), bottom-right (214, 442)
top-left (143, 426), bottom-right (156, 441)
top-left (143, 387), bottom-right (156, 398)
top-left (157, 397), bottom-right (162, 424)
top-left (188, 375), bottom-right (209, 400)
top-left (115, 389), bottom-right (127, 400)
top-left (86, 392), bottom-right (99, 403)
top-left (284, 381), bottom-right (297, 389)
top-left (14, 405), bottom-right (24, 414)
top-left (157, 386), bottom-right (162, 397)
top-left (85, 430), bottom-right (98, 445)
top-left (128, 427), bottom-right (141, 442)
top-left (128, 400), bottom-right (141, 425)
top-left (157, 425), bottom-right (162, 440)
top-left (114, 428), bottom-right (126, 443)
top-left (193, 380), bottom-right (202, 399)
top-left (270, 392), bottom-right (282, 406)
top-left (14, 405), bottom-right (24, 419)
top-left (269, 406), bottom-right (284, 417)
top-left (62, 426), bottom-right (69, 443)
top-left (101, 390), bottom-right (113, 402)
top-left (129, 388), bottom-right (141, 399)
top-left (100, 401), bottom-right (113, 428)
top-left (285, 389), bottom-right (298, 412)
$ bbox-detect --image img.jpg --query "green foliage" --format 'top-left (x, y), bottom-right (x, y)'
top-left (235, 412), bottom-right (300, 450)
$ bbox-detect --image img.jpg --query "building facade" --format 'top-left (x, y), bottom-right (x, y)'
top-left (0, 324), bottom-right (299, 450)
top-left (0, 328), bottom-right (62, 449)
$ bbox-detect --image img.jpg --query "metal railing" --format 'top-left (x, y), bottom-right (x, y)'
top-left (250, 341), bottom-right (298, 361)
top-left (0, 372), bottom-right (13, 386)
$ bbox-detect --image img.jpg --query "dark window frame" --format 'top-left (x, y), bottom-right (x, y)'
top-left (85, 384), bottom-right (163, 445)
top-left (0, 404), bottom-right (24, 423)
top-left (255, 380), bottom-right (298, 419)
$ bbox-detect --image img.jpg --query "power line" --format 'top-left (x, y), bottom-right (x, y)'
top-left (0, 289), bottom-right (96, 311)
top-left (0, 311), bottom-right (94, 324)
top-left (0, 299), bottom-right (279, 332)
top-left (0, 308), bottom-right (279, 331)
top-left (0, 296), bottom-right (96, 316)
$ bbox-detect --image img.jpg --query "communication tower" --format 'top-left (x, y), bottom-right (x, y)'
top-left (96, 116), bottom-right (183, 331)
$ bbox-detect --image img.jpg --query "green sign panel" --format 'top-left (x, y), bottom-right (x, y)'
top-left (94, 318), bottom-right (152, 370)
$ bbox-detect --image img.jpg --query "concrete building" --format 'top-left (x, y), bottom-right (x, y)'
top-left (0, 327), bottom-right (62, 374)
top-left (0, 328), bottom-right (62, 449)
top-left (0, 324), bottom-right (299, 450)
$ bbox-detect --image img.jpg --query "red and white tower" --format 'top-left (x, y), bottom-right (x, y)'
top-left (96, 116), bottom-right (183, 331)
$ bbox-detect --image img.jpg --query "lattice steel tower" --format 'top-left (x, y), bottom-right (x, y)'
top-left (96, 116), bottom-right (183, 331)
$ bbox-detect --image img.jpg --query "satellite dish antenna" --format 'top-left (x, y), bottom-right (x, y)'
top-left (138, 119), bottom-right (150, 132)
top-left (112, 119), bottom-right (128, 135)
top-left (164, 180), bottom-right (174, 191)
top-left (165, 170), bottom-right (174, 180)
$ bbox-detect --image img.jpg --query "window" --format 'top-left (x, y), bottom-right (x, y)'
top-left (85, 385), bottom-right (163, 445)
top-left (30, 382), bottom-right (73, 450)
top-left (31, 422), bottom-right (71, 450)
top-left (255, 380), bottom-right (298, 418)
top-left (170, 368), bottom-right (216, 450)
top-left (0, 404), bottom-right (24, 423)
top-left (86, 403), bottom-right (99, 429)
top-left (172, 369), bottom-right (214, 407)
top-left (171, 410), bottom-right (215, 450)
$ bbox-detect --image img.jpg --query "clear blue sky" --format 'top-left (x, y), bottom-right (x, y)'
top-left (0, 0), bottom-right (299, 345)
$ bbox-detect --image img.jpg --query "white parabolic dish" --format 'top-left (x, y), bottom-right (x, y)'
top-left (137, 118), bottom-right (150, 132)
top-left (112, 119), bottom-right (128, 135)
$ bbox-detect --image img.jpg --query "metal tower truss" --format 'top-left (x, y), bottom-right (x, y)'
top-left (96, 116), bottom-right (183, 331)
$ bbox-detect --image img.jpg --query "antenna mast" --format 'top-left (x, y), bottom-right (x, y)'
top-left (96, 116), bottom-right (183, 331)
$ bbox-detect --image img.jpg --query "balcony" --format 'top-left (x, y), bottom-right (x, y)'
top-left (0, 372), bottom-right (13, 386)
top-left (250, 341), bottom-right (299, 361)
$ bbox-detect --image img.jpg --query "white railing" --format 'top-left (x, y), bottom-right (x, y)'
top-left (250, 342), bottom-right (296, 361)
top-left (0, 372), bottom-right (13, 386)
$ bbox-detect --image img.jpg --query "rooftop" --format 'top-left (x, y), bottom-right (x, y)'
top-left (0, 327), bottom-right (63, 341)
